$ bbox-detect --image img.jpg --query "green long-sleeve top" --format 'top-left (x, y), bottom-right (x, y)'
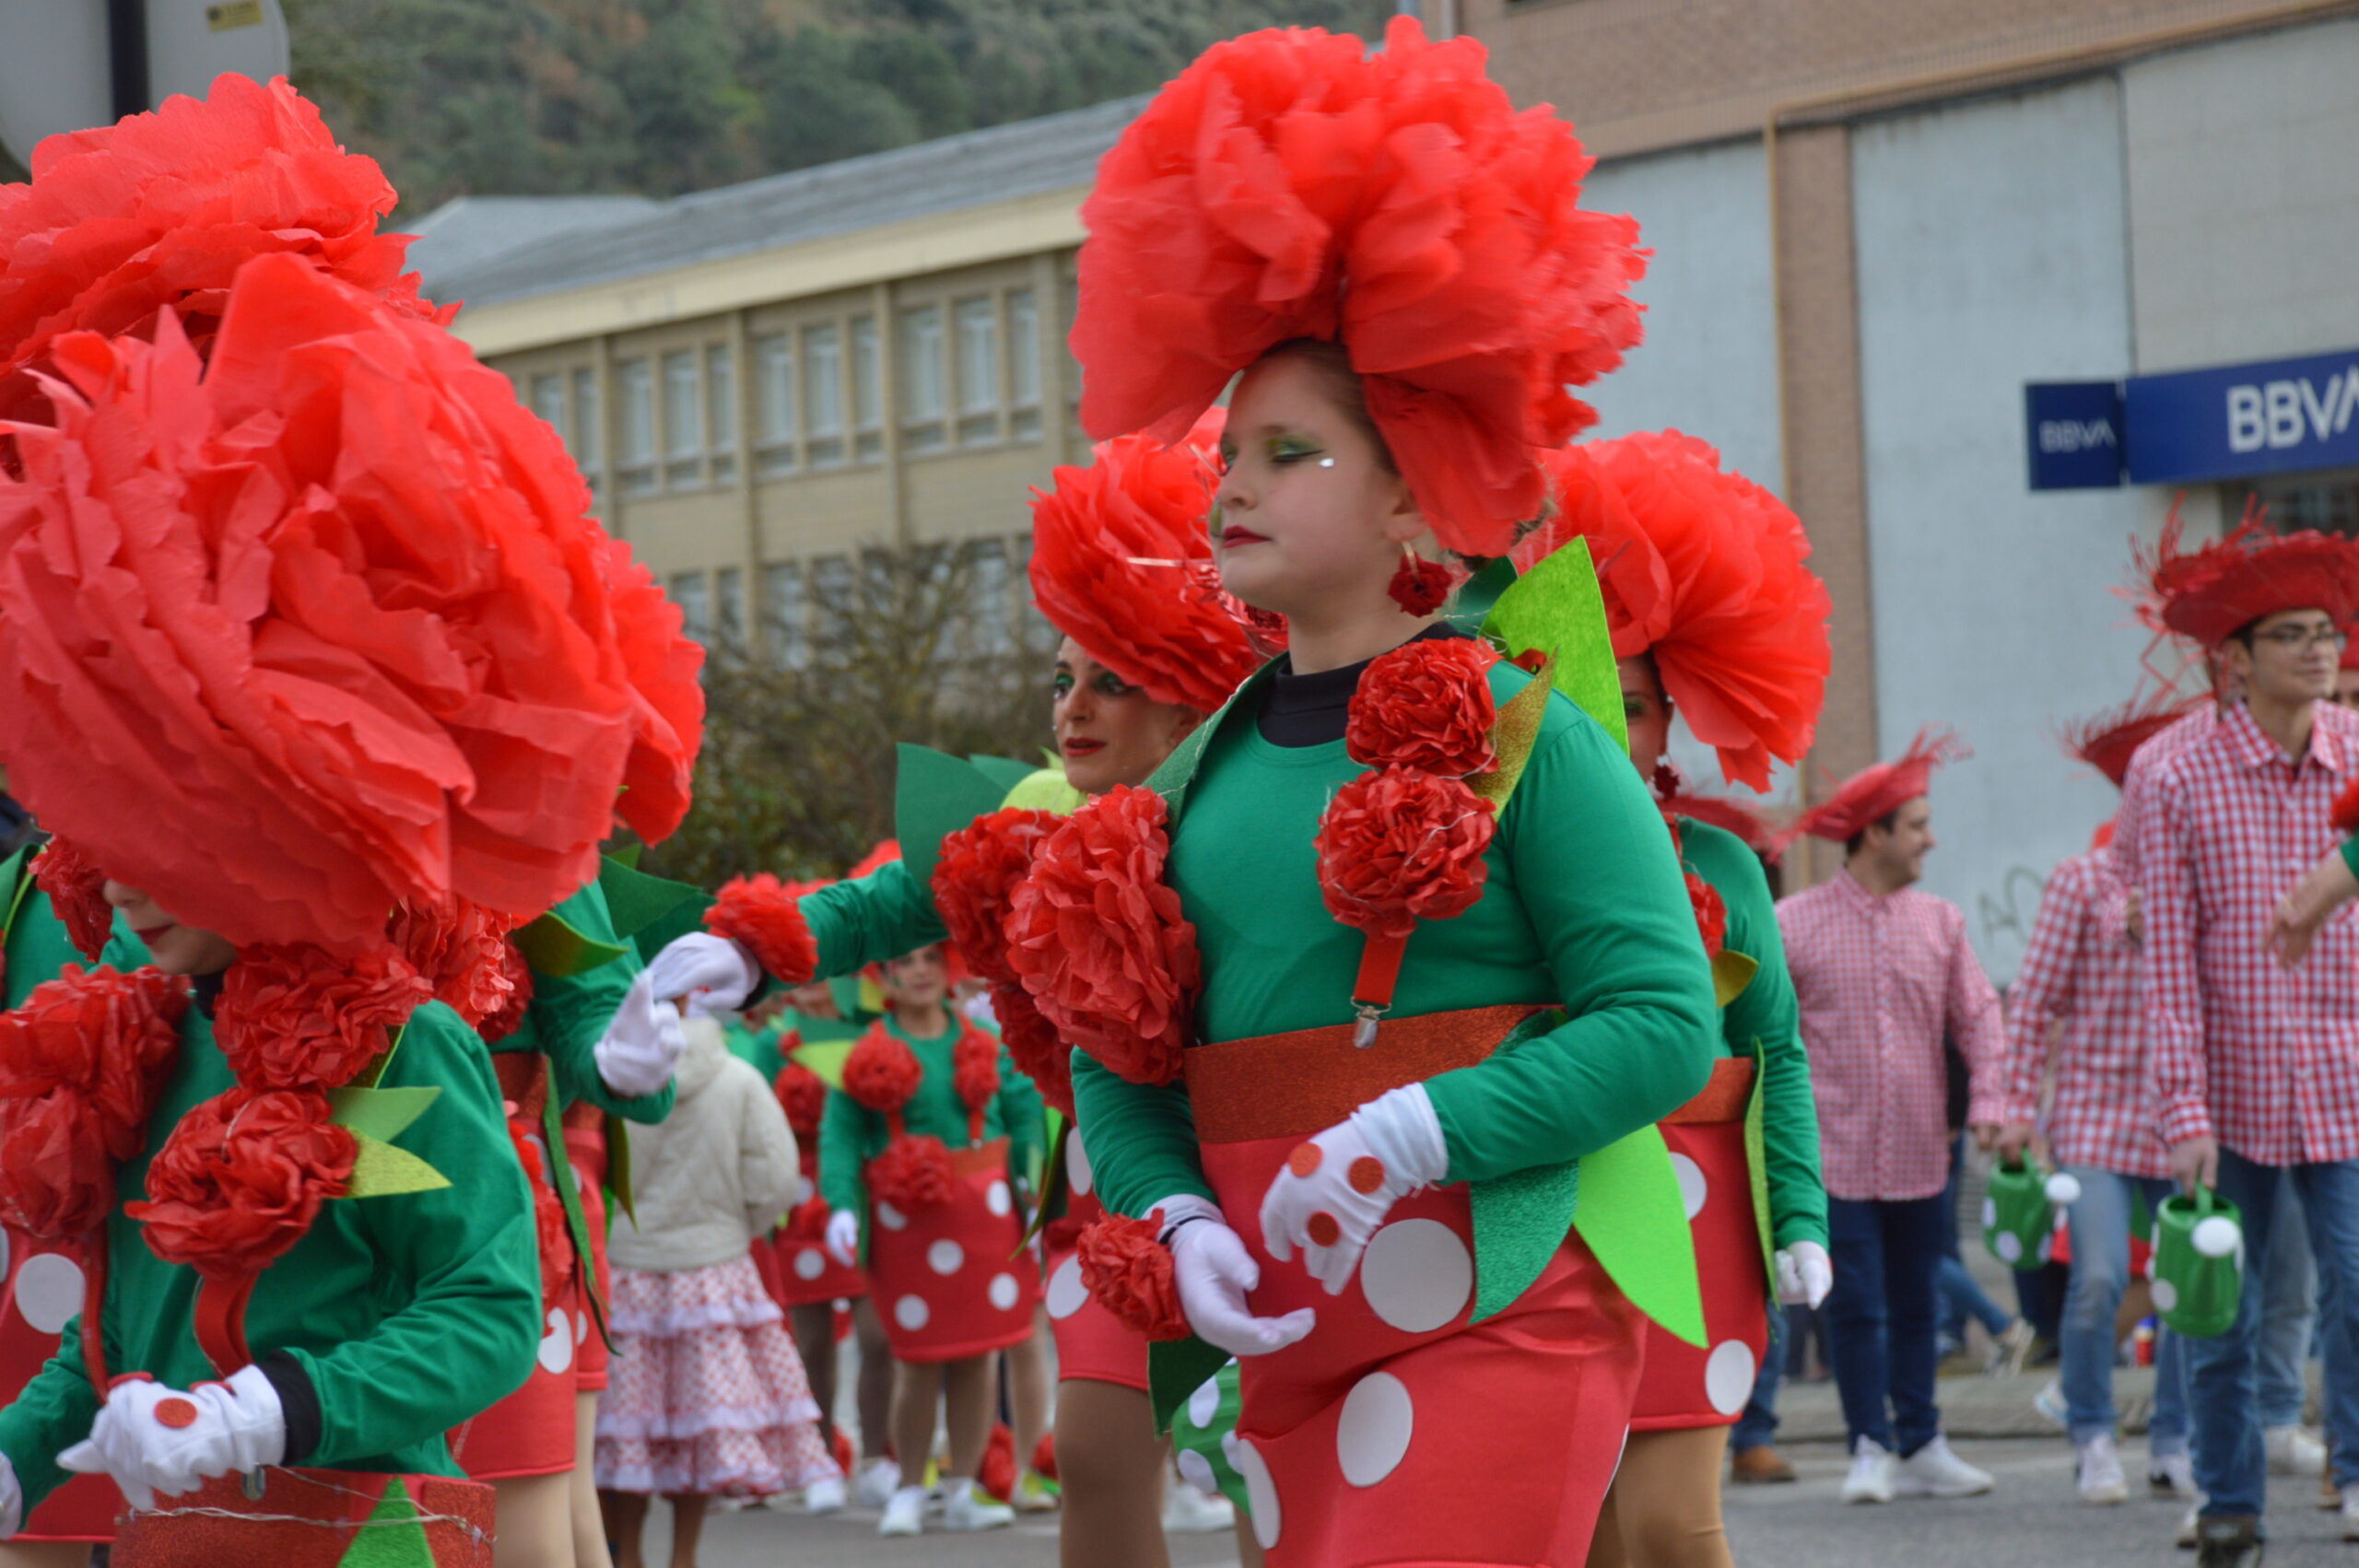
top-left (723, 1019), bottom-right (787, 1082)
top-left (1072, 661), bottom-right (1719, 1220)
top-left (816, 1015), bottom-right (1042, 1219)
top-left (497, 880), bottom-right (674, 1124)
top-left (1676, 817), bottom-right (1827, 1251)
top-left (0, 998), bottom-right (542, 1509)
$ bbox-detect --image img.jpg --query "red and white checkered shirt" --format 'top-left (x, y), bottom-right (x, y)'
top-left (1994, 846), bottom-right (2169, 1178)
top-left (2112, 707), bottom-right (2216, 895)
top-left (1778, 869), bottom-right (2008, 1200)
top-left (2138, 699), bottom-right (2359, 1164)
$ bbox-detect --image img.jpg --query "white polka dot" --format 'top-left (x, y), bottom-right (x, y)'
top-left (575, 1311), bottom-right (588, 1345)
top-left (1220, 1431), bottom-right (1240, 1469)
top-left (794, 1247), bottom-right (827, 1281)
top-left (986, 1181), bottom-right (1013, 1217)
top-left (1187, 1377), bottom-right (1223, 1430)
top-left (928, 1239), bottom-right (965, 1276)
top-left (1046, 1256), bottom-right (1088, 1319)
top-left (1066, 1131), bottom-right (1094, 1198)
top-left (2192, 1217), bottom-right (2241, 1259)
top-left (1994, 1231), bottom-right (2024, 1265)
top-left (1704, 1340), bottom-right (1756, 1417)
top-left (1361, 1219), bottom-right (1472, 1334)
top-left (15, 1253), bottom-right (84, 1336)
top-left (538, 1308), bottom-right (575, 1375)
top-left (989, 1273), bottom-right (1020, 1311)
top-left (1236, 1437), bottom-right (1281, 1550)
top-left (1177, 1448), bottom-right (1218, 1496)
top-left (894, 1294), bottom-right (931, 1331)
top-left (2152, 1278), bottom-right (2179, 1312)
top-left (876, 1201), bottom-right (908, 1232)
top-left (1670, 1153), bottom-right (1708, 1221)
top-left (1335, 1372), bottom-right (1414, 1488)
top-left (2045, 1173), bottom-right (2083, 1206)
top-left (792, 1175), bottom-right (812, 1207)
top-left (1980, 1197), bottom-right (1998, 1229)
top-left (2036, 1233), bottom-right (2054, 1265)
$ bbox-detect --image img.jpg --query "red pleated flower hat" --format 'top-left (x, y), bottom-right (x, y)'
top-left (1781, 728), bottom-right (1968, 848)
top-left (2062, 690), bottom-right (2204, 790)
top-left (2134, 498), bottom-right (2359, 650)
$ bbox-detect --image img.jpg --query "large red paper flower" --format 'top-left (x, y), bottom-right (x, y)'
top-left (0, 74), bottom-right (440, 430)
top-left (0, 965), bottom-right (187, 1238)
top-left (598, 540), bottom-right (706, 846)
top-left (1345, 638), bottom-right (1499, 777)
top-left (1076, 1211), bottom-right (1190, 1341)
top-left (1072, 18), bottom-right (1645, 558)
top-left (933, 810), bottom-right (1062, 986)
top-left (131, 1085), bottom-right (358, 1281)
top-left (1027, 426), bottom-right (1261, 713)
top-left (775, 1061), bottom-right (829, 1141)
top-left (0, 255), bottom-right (663, 953)
top-left (476, 941), bottom-right (535, 1045)
top-left (1315, 768), bottom-right (1496, 940)
top-left (706, 874), bottom-right (818, 987)
top-left (29, 837), bottom-right (111, 963)
top-left (993, 983), bottom-right (1073, 1120)
top-left (865, 1134), bottom-right (954, 1212)
top-left (840, 1027), bottom-right (922, 1117)
top-left (391, 899), bottom-right (515, 1032)
top-left (1004, 786), bottom-right (1199, 1088)
top-left (215, 942), bottom-right (432, 1092)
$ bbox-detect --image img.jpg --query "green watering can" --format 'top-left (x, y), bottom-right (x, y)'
top-left (1982, 1158), bottom-right (2073, 1270)
top-left (2151, 1188), bottom-right (2245, 1340)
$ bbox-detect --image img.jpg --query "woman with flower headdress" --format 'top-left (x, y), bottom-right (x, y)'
top-left (1512, 433), bottom-right (1831, 1568)
top-left (0, 74), bottom-right (703, 1568)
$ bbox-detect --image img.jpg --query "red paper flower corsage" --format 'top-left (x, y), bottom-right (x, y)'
top-left (706, 873), bottom-right (818, 986)
top-left (1076, 1210), bottom-right (1191, 1341)
top-left (215, 942), bottom-right (431, 1093)
top-left (992, 983), bottom-right (1073, 1120)
top-left (933, 809), bottom-right (1062, 985)
top-left (31, 837), bottom-right (112, 964)
top-left (1344, 638), bottom-right (1500, 777)
top-left (1314, 768), bottom-right (1496, 941)
top-left (131, 1086), bottom-right (358, 1281)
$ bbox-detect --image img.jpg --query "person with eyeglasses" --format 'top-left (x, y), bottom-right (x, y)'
top-left (2131, 510), bottom-right (2359, 1568)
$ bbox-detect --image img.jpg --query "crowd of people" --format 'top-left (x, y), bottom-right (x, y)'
top-left (0, 17), bottom-right (2351, 1568)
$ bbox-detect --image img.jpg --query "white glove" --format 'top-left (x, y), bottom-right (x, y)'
top-left (825, 1210), bottom-right (861, 1269)
top-left (1258, 1084), bottom-right (1448, 1295)
top-left (646, 932), bottom-right (759, 1015)
top-left (593, 971), bottom-right (688, 1099)
top-left (61, 1364), bottom-right (286, 1510)
top-left (0, 1450), bottom-right (19, 1538)
top-left (1775, 1239), bottom-right (1833, 1308)
top-left (1161, 1195), bottom-right (1315, 1358)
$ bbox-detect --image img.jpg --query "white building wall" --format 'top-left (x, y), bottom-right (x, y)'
top-left (2125, 17), bottom-right (2359, 374)
top-left (1851, 78), bottom-right (2157, 984)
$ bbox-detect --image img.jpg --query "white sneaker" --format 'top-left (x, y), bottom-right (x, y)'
top-left (940, 1480), bottom-right (1015, 1532)
top-left (2074, 1433), bottom-right (2128, 1504)
top-left (2341, 1486), bottom-right (2359, 1542)
top-left (1162, 1482), bottom-right (1237, 1534)
top-left (2265, 1423), bottom-right (2327, 1478)
top-left (2032, 1378), bottom-right (2066, 1429)
top-left (2149, 1451), bottom-right (2196, 1501)
top-left (1841, 1437), bottom-right (1898, 1504)
top-left (1984, 1320), bottom-right (2036, 1377)
top-left (852, 1457), bottom-right (902, 1509)
top-left (1894, 1435), bottom-right (1994, 1498)
top-left (800, 1475), bottom-right (847, 1515)
top-left (2175, 1496), bottom-right (2203, 1550)
top-left (878, 1484), bottom-right (927, 1537)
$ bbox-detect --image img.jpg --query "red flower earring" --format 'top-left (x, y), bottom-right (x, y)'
top-left (1387, 546), bottom-right (1452, 616)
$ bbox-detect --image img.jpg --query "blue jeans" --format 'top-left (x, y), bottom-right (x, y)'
top-left (2058, 1166), bottom-right (2189, 1455)
top-left (1825, 1193), bottom-right (1947, 1457)
top-left (2188, 1149), bottom-right (2359, 1520)
top-left (2257, 1169), bottom-right (2318, 1431)
top-left (1938, 1253), bottom-right (2013, 1339)
top-left (1731, 1304), bottom-right (1788, 1454)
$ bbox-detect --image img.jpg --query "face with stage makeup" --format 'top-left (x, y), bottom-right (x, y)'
top-left (1051, 638), bottom-right (1203, 796)
top-left (101, 881), bottom-right (236, 976)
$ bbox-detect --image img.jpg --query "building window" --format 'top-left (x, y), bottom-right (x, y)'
top-left (954, 296), bottom-right (1000, 449)
top-left (714, 565), bottom-right (744, 648)
top-left (1008, 288), bottom-right (1041, 441)
top-left (805, 324), bottom-right (845, 468)
top-left (851, 315), bottom-right (884, 463)
top-left (529, 373), bottom-right (567, 448)
top-left (707, 345), bottom-right (737, 486)
top-left (616, 358), bottom-right (655, 496)
top-left (669, 570), bottom-right (711, 644)
top-left (753, 333), bottom-right (795, 476)
top-left (969, 538), bottom-right (1012, 657)
top-left (662, 349), bottom-right (701, 487)
top-left (570, 367), bottom-right (602, 472)
top-left (1013, 532), bottom-right (1062, 654)
top-left (811, 555), bottom-right (854, 652)
top-left (763, 561), bottom-right (808, 670)
top-left (901, 305), bottom-right (946, 453)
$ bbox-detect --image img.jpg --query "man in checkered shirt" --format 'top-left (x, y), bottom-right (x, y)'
top-left (1777, 729), bottom-right (2004, 1507)
top-left (2133, 517), bottom-right (2359, 1566)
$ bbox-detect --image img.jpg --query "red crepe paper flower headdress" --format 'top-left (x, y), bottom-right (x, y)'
top-left (2062, 691), bottom-right (2203, 790)
top-left (1516, 432), bottom-right (1829, 791)
top-left (2132, 497), bottom-right (2359, 651)
top-left (1027, 413), bottom-right (1263, 714)
top-left (1780, 728), bottom-right (1968, 849)
top-left (1070, 17), bottom-right (1646, 559)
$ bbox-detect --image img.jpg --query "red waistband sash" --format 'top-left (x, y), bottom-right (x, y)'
top-left (1182, 1004), bottom-right (1545, 1145)
top-left (110, 1468), bottom-right (495, 1567)
top-left (1663, 1056), bottom-right (1755, 1126)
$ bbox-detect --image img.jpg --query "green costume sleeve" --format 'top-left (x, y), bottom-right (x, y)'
top-left (284, 1005), bottom-right (542, 1469)
top-left (801, 861), bottom-right (948, 981)
top-left (993, 1044), bottom-right (1044, 1188)
top-left (526, 883), bottom-right (674, 1125)
top-left (0, 1317), bottom-right (101, 1505)
top-left (1070, 1055), bottom-right (1213, 1221)
top-left (817, 1087), bottom-right (873, 1217)
top-left (1683, 822), bottom-right (1826, 1250)
top-left (1426, 719), bottom-right (1719, 1184)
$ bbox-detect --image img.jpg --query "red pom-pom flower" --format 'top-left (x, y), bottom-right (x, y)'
top-left (30, 837), bottom-right (112, 963)
top-left (1344, 638), bottom-right (1499, 777)
top-left (215, 942), bottom-right (432, 1092)
top-left (978, 1423), bottom-right (1018, 1503)
top-left (391, 899), bottom-right (516, 1031)
top-left (932, 810), bottom-right (1062, 986)
top-left (706, 874), bottom-right (818, 987)
top-left (992, 983), bottom-right (1073, 1120)
top-left (952, 1024), bottom-right (1002, 1132)
top-left (1004, 786), bottom-right (1199, 1088)
top-left (130, 1085), bottom-right (358, 1281)
top-left (775, 1062), bottom-right (829, 1141)
top-left (864, 1133), bottom-right (955, 1213)
top-left (1076, 1211), bottom-right (1191, 1341)
top-left (1315, 769), bottom-right (1496, 940)
top-left (1387, 556), bottom-right (1455, 616)
top-left (840, 1028), bottom-right (923, 1117)
top-left (476, 941), bottom-right (536, 1045)
top-left (1686, 872), bottom-right (1728, 959)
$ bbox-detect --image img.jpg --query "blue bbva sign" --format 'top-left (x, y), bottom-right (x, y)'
top-left (2025, 381), bottom-right (2125, 490)
top-left (2025, 346), bottom-right (2359, 491)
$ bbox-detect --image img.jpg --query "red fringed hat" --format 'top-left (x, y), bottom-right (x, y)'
top-left (1516, 432), bottom-right (1828, 790)
top-left (1070, 17), bottom-right (1646, 559)
top-left (1028, 411), bottom-right (1262, 713)
top-left (1782, 729), bottom-right (1968, 848)
top-left (2134, 498), bottom-right (2359, 650)
top-left (2062, 691), bottom-right (2203, 790)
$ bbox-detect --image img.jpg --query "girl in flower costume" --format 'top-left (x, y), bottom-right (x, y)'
top-left (1513, 435), bottom-right (1832, 1568)
top-left (0, 74), bottom-right (702, 1565)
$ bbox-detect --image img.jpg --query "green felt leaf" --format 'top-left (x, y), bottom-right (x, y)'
top-left (346, 1131), bottom-right (451, 1199)
top-left (0, 847), bottom-right (31, 946)
top-left (327, 1085), bottom-right (440, 1143)
top-left (512, 909), bottom-right (631, 978)
top-left (1470, 1156), bottom-right (1581, 1323)
top-left (608, 842), bottom-right (644, 871)
top-left (827, 974), bottom-right (876, 1023)
top-left (1571, 1124), bottom-right (1707, 1347)
top-left (1000, 766), bottom-right (1086, 815)
top-left (967, 755), bottom-right (1039, 796)
top-left (335, 1474), bottom-right (435, 1567)
top-left (1449, 556), bottom-right (1520, 632)
top-left (1148, 1334), bottom-right (1232, 1435)
top-left (895, 743), bottom-right (1011, 896)
top-left (1482, 537), bottom-right (1626, 753)
top-left (791, 1038), bottom-right (856, 1089)
top-left (598, 856), bottom-right (710, 951)
top-left (605, 1112), bottom-right (638, 1224)
top-left (791, 1014), bottom-right (866, 1046)
top-left (1744, 1056), bottom-right (1778, 1289)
